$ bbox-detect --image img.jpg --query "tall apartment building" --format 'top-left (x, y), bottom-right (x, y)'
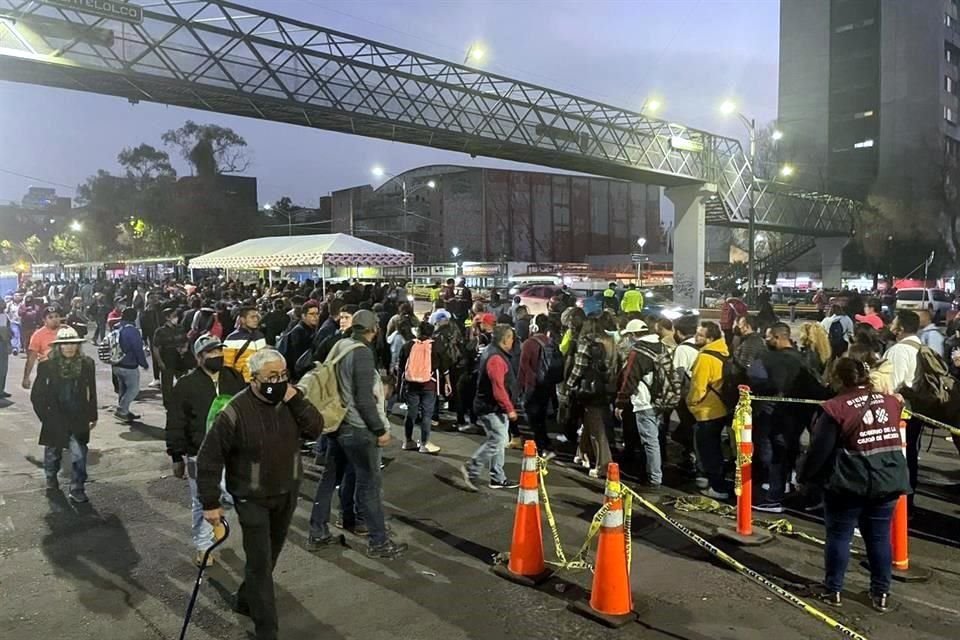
top-left (779, 0), bottom-right (959, 200)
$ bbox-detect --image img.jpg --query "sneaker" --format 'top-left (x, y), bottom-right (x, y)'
top-left (554, 434), bottom-right (569, 444)
top-left (507, 437), bottom-right (523, 450)
top-left (430, 420), bottom-right (440, 428)
top-left (148, 379), bottom-right (161, 389)
top-left (0, 391), bottom-right (10, 398)
top-left (541, 451), bottom-right (557, 462)
top-left (459, 464), bottom-right (479, 492)
top-left (45, 477), bottom-right (59, 491)
top-left (366, 540), bottom-right (408, 559)
top-left (870, 592), bottom-right (890, 613)
top-left (458, 423), bottom-right (482, 434)
top-left (127, 412), bottom-right (141, 420)
top-left (305, 535), bottom-right (339, 552)
top-left (588, 468), bottom-right (600, 479)
top-left (418, 442), bottom-right (440, 454)
top-left (400, 440), bottom-right (418, 451)
top-left (334, 516), bottom-right (369, 536)
top-left (753, 502), bottom-right (785, 514)
top-left (700, 487), bottom-right (730, 500)
top-left (68, 489), bottom-right (89, 503)
top-left (489, 478), bottom-right (520, 490)
top-left (695, 477), bottom-right (710, 490)
top-left (804, 500), bottom-right (825, 513)
top-left (818, 591), bottom-right (842, 608)
top-left (194, 551), bottom-right (216, 568)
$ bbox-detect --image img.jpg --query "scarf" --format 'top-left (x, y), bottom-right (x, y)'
top-left (50, 348), bottom-right (83, 380)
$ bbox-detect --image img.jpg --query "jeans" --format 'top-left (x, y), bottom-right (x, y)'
top-left (404, 385), bottom-right (436, 444)
top-left (234, 491), bottom-right (298, 640)
top-left (309, 426), bottom-right (389, 545)
top-left (44, 434), bottom-right (88, 490)
top-left (524, 384), bottom-right (553, 453)
top-left (456, 372), bottom-right (477, 424)
top-left (905, 419), bottom-right (923, 510)
top-left (635, 409), bottom-right (662, 485)
top-left (0, 348), bottom-right (8, 393)
top-left (753, 405), bottom-right (787, 503)
top-left (113, 366), bottom-right (140, 415)
top-left (466, 412), bottom-right (509, 484)
top-left (823, 494), bottom-right (897, 595)
top-left (695, 418), bottom-right (728, 492)
top-left (94, 319), bottom-right (107, 344)
top-left (185, 456), bottom-right (232, 552)
top-left (9, 323), bottom-right (20, 353)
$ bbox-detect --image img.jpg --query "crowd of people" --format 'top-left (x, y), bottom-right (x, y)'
top-left (10, 273), bottom-right (955, 638)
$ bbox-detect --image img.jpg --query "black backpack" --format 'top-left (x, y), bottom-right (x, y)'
top-left (534, 335), bottom-right (565, 385)
top-left (577, 339), bottom-right (617, 401)
top-left (701, 349), bottom-right (744, 411)
top-left (828, 318), bottom-right (847, 357)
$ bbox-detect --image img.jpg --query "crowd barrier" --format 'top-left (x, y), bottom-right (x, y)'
top-left (492, 444), bottom-right (873, 639)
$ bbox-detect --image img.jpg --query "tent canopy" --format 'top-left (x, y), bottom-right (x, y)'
top-left (188, 233), bottom-right (414, 270)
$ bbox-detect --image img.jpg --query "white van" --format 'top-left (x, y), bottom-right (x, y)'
top-left (896, 288), bottom-right (952, 322)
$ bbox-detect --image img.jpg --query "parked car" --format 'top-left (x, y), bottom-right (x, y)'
top-left (516, 284), bottom-right (567, 315)
top-left (896, 288), bottom-right (952, 322)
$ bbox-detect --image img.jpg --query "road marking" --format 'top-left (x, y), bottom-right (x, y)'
top-left (900, 595), bottom-right (960, 617)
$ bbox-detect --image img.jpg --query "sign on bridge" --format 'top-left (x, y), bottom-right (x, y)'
top-left (40, 0), bottom-right (143, 25)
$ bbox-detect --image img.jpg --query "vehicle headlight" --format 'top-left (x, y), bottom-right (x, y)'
top-left (662, 308), bottom-right (682, 320)
top-left (407, 294), bottom-right (415, 303)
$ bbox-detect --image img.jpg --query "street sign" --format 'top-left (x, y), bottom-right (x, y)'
top-left (631, 253), bottom-right (647, 264)
top-left (40, 0), bottom-right (144, 25)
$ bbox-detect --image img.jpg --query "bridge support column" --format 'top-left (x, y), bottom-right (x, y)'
top-left (666, 184), bottom-right (715, 309)
top-left (815, 237), bottom-right (849, 290)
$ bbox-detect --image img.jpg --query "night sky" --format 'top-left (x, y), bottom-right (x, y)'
top-left (0, 0), bottom-right (780, 220)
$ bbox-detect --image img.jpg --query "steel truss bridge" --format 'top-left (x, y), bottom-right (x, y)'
top-left (0, 0), bottom-right (857, 238)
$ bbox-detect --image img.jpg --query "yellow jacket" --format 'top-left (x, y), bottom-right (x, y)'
top-left (223, 330), bottom-right (268, 382)
top-left (686, 338), bottom-right (729, 421)
top-left (621, 289), bottom-right (644, 313)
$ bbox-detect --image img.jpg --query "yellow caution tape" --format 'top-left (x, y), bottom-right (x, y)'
top-left (622, 485), bottom-right (869, 640)
top-left (537, 457), bottom-right (596, 572)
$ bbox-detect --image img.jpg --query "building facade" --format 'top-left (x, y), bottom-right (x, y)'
top-left (330, 165), bottom-right (662, 264)
top-left (779, 0), bottom-right (959, 199)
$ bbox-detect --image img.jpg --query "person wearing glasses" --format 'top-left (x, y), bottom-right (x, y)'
top-left (197, 348), bottom-right (323, 640)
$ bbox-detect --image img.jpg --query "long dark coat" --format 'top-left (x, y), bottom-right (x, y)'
top-left (31, 356), bottom-right (98, 449)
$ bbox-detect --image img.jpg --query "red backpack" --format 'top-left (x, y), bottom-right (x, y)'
top-left (405, 339), bottom-right (434, 383)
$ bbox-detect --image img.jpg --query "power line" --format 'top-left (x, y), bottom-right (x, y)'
top-left (0, 167), bottom-right (78, 191)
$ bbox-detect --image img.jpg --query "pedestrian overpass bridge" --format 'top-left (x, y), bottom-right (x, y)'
top-left (0, 0), bottom-right (859, 305)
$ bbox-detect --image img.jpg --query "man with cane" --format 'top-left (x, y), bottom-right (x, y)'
top-left (197, 348), bottom-right (323, 640)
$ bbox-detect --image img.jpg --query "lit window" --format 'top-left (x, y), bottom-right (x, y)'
top-left (853, 139), bottom-right (875, 149)
top-left (947, 14), bottom-right (955, 29)
top-left (948, 76), bottom-right (956, 94)
top-left (835, 23), bottom-right (854, 33)
top-left (853, 110), bottom-right (875, 119)
top-left (947, 106), bottom-right (957, 124)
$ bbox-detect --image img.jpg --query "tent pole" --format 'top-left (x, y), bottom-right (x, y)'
top-left (321, 258), bottom-right (326, 298)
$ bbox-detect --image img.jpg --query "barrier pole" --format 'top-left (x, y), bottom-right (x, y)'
top-left (717, 386), bottom-right (773, 546)
top-left (888, 419), bottom-right (931, 583)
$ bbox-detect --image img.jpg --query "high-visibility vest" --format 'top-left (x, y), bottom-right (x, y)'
top-left (603, 288), bottom-right (616, 298)
top-left (621, 289), bottom-right (644, 313)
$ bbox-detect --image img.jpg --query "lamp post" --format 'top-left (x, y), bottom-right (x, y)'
top-left (451, 246), bottom-right (462, 276)
top-left (464, 43), bottom-right (485, 65)
top-left (372, 167), bottom-right (437, 253)
top-left (720, 101), bottom-right (784, 302)
top-left (636, 237), bottom-right (647, 288)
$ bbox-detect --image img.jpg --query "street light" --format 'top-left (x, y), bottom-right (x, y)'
top-left (636, 237), bottom-right (647, 287)
top-left (451, 246), bottom-right (460, 258)
top-left (642, 97), bottom-right (662, 115)
top-left (779, 164), bottom-right (795, 178)
top-left (69, 220), bottom-right (83, 232)
top-left (464, 43), bottom-right (485, 64)
top-left (721, 99), bottom-right (761, 302)
top-left (427, 180), bottom-right (437, 189)
top-left (371, 166), bottom-right (385, 178)
top-left (263, 202), bottom-right (273, 211)
top-left (771, 129), bottom-right (784, 141)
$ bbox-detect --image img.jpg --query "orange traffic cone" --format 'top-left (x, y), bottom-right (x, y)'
top-left (492, 440), bottom-right (552, 586)
top-left (570, 462), bottom-right (637, 628)
top-left (889, 420), bottom-right (930, 582)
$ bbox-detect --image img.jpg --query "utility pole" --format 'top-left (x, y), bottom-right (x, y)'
top-left (747, 117), bottom-right (757, 304)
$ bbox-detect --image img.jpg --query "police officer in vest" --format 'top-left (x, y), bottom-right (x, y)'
top-left (799, 357), bottom-right (909, 613)
top-left (602, 282), bottom-right (619, 312)
top-left (621, 283), bottom-right (644, 314)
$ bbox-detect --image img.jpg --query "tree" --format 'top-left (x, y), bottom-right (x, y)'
top-left (49, 233), bottom-right (85, 262)
top-left (117, 143), bottom-right (176, 189)
top-left (161, 121), bottom-right (249, 177)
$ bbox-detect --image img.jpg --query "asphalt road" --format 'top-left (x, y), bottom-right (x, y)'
top-left (1, 345), bottom-right (958, 640)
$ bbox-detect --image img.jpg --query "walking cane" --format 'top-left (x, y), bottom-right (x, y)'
top-left (179, 517), bottom-right (230, 640)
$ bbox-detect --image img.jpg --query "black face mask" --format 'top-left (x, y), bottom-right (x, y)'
top-left (203, 356), bottom-right (224, 373)
top-left (259, 380), bottom-right (287, 405)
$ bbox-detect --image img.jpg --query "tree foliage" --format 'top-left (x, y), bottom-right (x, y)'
top-left (161, 121), bottom-right (250, 176)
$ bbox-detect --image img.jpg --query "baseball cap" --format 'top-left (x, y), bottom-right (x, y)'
top-left (475, 312), bottom-right (497, 327)
top-left (429, 309), bottom-right (451, 324)
top-left (193, 333), bottom-right (223, 357)
top-left (351, 309), bottom-right (378, 331)
top-left (624, 319), bottom-right (648, 335)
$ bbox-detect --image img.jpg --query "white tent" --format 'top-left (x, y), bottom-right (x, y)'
top-left (188, 233), bottom-right (414, 270)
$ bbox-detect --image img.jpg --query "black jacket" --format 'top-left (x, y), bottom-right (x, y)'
top-left (282, 321), bottom-right (315, 374)
top-left (197, 388), bottom-right (322, 509)
top-left (31, 357), bottom-right (98, 449)
top-left (165, 367), bottom-right (246, 460)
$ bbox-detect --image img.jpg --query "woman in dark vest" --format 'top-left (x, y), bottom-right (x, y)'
top-left (800, 357), bottom-right (909, 613)
top-left (31, 326), bottom-right (98, 503)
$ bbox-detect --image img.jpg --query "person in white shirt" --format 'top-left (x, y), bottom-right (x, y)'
top-left (883, 310), bottom-right (923, 512)
top-left (917, 310), bottom-right (945, 357)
